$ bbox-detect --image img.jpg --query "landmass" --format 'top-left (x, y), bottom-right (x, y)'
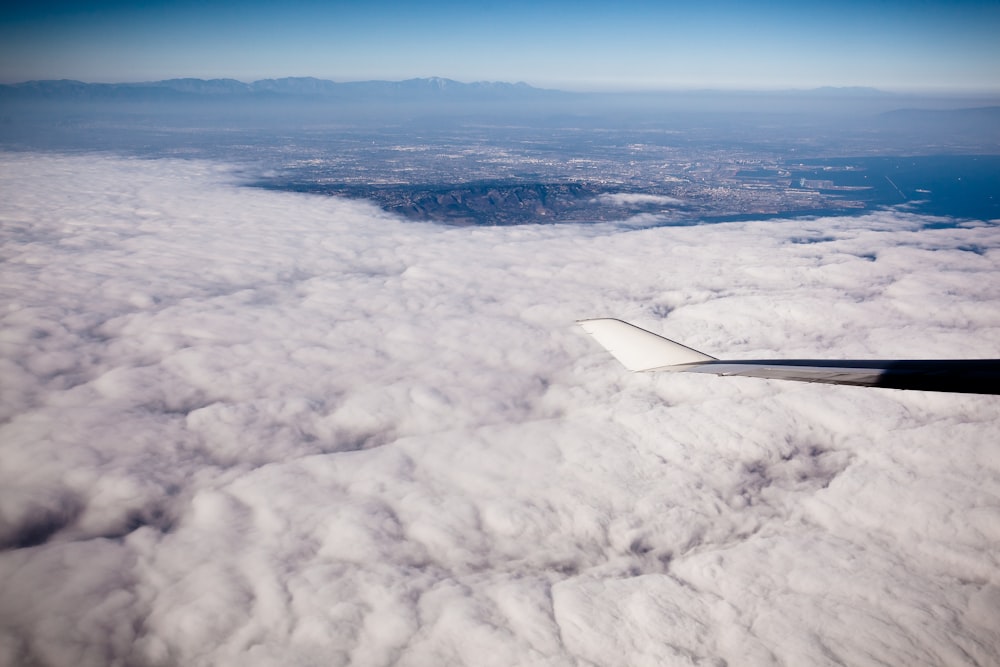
top-left (3, 78), bottom-right (999, 224)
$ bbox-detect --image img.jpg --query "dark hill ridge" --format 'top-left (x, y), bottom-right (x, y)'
top-left (254, 180), bottom-right (678, 225)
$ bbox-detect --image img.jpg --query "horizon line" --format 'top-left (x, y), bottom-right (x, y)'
top-left (4, 76), bottom-right (1000, 97)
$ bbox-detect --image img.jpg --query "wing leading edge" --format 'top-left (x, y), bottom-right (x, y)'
top-left (578, 318), bottom-right (1000, 395)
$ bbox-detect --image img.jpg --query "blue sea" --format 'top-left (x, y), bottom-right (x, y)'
top-left (791, 155), bottom-right (1000, 223)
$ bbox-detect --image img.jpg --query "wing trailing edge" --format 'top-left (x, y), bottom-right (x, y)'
top-left (578, 318), bottom-right (1000, 395)
top-left (577, 318), bottom-right (716, 370)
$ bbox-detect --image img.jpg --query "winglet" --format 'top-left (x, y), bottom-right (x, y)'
top-left (577, 318), bottom-right (716, 371)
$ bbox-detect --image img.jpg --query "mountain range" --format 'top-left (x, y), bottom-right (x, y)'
top-left (0, 77), bottom-right (905, 101)
top-left (0, 77), bottom-right (554, 102)
top-left (2, 78), bottom-right (995, 121)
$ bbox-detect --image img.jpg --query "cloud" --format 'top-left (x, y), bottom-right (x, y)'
top-left (597, 192), bottom-right (685, 207)
top-left (1, 153), bottom-right (998, 666)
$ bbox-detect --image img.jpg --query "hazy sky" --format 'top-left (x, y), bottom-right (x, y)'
top-left (1, 0), bottom-right (999, 91)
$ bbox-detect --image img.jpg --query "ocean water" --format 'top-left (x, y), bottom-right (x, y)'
top-left (791, 155), bottom-right (1000, 222)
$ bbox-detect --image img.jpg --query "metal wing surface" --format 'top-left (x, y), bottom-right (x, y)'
top-left (578, 318), bottom-right (1000, 395)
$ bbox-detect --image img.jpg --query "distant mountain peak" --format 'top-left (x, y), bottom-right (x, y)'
top-left (423, 76), bottom-right (454, 87)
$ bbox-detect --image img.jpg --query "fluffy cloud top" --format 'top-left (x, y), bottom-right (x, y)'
top-left (597, 193), bottom-right (685, 207)
top-left (1, 154), bottom-right (998, 666)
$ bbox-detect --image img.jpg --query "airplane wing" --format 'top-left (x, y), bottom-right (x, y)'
top-left (578, 318), bottom-right (1000, 395)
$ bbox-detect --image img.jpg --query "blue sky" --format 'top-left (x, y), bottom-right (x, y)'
top-left (2, 0), bottom-right (998, 92)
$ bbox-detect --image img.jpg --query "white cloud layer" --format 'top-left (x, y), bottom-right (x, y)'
top-left (597, 193), bottom-right (684, 207)
top-left (1, 153), bottom-right (999, 667)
